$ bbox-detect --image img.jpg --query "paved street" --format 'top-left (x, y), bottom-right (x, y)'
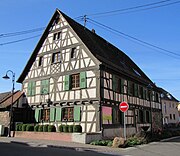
top-left (0, 137), bottom-right (180, 156)
top-left (0, 141), bottom-right (115, 156)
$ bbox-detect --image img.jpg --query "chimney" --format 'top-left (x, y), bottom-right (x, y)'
top-left (92, 29), bottom-right (96, 33)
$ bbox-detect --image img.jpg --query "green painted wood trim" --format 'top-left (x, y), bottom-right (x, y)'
top-left (35, 108), bottom-right (41, 122)
top-left (50, 107), bottom-right (55, 122)
top-left (55, 107), bottom-right (62, 121)
top-left (64, 75), bottom-right (70, 91)
top-left (80, 72), bottom-right (87, 89)
top-left (74, 105), bottom-right (81, 122)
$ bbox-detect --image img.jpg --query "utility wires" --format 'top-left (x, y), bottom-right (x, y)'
top-left (86, 0), bottom-right (180, 18)
top-left (87, 18), bottom-right (180, 59)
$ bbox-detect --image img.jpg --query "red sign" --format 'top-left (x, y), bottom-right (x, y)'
top-left (119, 102), bottom-right (129, 112)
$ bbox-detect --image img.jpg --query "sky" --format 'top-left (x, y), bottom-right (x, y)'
top-left (0, 0), bottom-right (180, 100)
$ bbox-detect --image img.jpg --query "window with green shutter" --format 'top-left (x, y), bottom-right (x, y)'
top-left (27, 81), bottom-right (36, 96)
top-left (41, 79), bottom-right (49, 94)
top-left (55, 107), bottom-right (62, 121)
top-left (64, 75), bottom-right (70, 90)
top-left (74, 106), bottom-right (81, 122)
top-left (50, 107), bottom-right (55, 122)
top-left (80, 72), bottom-right (87, 89)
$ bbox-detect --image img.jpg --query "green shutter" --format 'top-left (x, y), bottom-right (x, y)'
top-left (112, 75), bottom-right (116, 91)
top-left (143, 111), bottom-right (146, 123)
top-left (35, 108), bottom-right (41, 122)
top-left (55, 107), bottom-right (62, 121)
top-left (27, 82), bottom-right (32, 96)
top-left (142, 88), bottom-right (146, 99)
top-left (120, 79), bottom-right (124, 93)
top-left (41, 80), bottom-right (49, 94)
top-left (80, 72), bottom-right (87, 89)
top-left (134, 84), bottom-right (138, 97)
top-left (127, 81), bottom-right (131, 95)
top-left (50, 107), bottom-right (55, 122)
top-left (31, 81), bottom-right (36, 96)
top-left (74, 106), bottom-right (81, 122)
top-left (64, 75), bottom-right (70, 90)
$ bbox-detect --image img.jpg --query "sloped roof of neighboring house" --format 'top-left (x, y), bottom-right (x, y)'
top-left (0, 91), bottom-right (11, 103)
top-left (159, 87), bottom-right (179, 102)
top-left (17, 9), bottom-right (155, 87)
top-left (0, 91), bottom-right (24, 109)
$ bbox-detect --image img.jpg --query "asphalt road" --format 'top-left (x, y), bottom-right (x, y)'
top-left (0, 141), bottom-right (117, 156)
top-left (0, 137), bottom-right (180, 156)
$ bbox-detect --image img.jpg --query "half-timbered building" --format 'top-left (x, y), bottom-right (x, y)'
top-left (17, 9), bottom-right (162, 138)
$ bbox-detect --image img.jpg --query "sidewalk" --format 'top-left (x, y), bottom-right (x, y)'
top-left (0, 137), bottom-right (125, 155)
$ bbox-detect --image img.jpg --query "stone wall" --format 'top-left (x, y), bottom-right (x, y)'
top-left (0, 111), bottom-right (9, 127)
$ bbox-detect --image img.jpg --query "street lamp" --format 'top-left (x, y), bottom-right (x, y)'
top-left (2, 70), bottom-right (15, 137)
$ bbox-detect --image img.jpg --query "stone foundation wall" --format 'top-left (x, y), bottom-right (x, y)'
top-left (0, 112), bottom-right (9, 127)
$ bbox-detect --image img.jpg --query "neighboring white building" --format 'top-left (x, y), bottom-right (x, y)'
top-left (160, 88), bottom-right (179, 125)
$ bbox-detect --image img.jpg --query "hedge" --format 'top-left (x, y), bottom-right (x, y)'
top-left (26, 125), bottom-right (34, 131)
top-left (43, 125), bottom-right (49, 132)
top-left (48, 125), bottom-right (56, 132)
top-left (34, 125), bottom-right (39, 132)
top-left (73, 125), bottom-right (82, 133)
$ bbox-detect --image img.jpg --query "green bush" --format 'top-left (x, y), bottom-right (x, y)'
top-left (16, 124), bottom-right (23, 131)
top-left (58, 125), bottom-right (64, 132)
top-left (90, 140), bottom-right (112, 146)
top-left (63, 125), bottom-right (69, 133)
top-left (73, 125), bottom-right (82, 133)
top-left (68, 125), bottom-right (73, 133)
top-left (48, 125), bottom-right (56, 132)
top-left (34, 125), bottom-right (39, 132)
top-left (22, 124), bottom-right (28, 131)
top-left (126, 137), bottom-right (143, 147)
top-left (38, 125), bottom-right (43, 132)
top-left (43, 125), bottom-right (49, 132)
top-left (26, 125), bottom-right (34, 131)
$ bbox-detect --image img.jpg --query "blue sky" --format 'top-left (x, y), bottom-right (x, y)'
top-left (0, 0), bottom-right (180, 100)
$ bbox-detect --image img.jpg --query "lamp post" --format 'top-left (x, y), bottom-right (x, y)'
top-left (2, 70), bottom-right (15, 137)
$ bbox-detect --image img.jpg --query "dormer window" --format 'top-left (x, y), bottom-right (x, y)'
top-left (53, 32), bottom-right (61, 40)
top-left (70, 47), bottom-right (76, 59)
top-left (52, 52), bottom-right (61, 63)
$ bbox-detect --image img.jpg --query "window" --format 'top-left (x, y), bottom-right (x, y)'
top-left (52, 52), bottom-right (61, 63)
top-left (112, 108), bottom-right (123, 124)
top-left (41, 109), bottom-right (50, 122)
top-left (112, 75), bottom-right (120, 93)
top-left (71, 73), bottom-right (80, 89)
top-left (138, 86), bottom-right (143, 99)
top-left (41, 79), bottom-right (49, 94)
top-left (27, 81), bottom-right (36, 96)
top-left (70, 47), bottom-right (76, 59)
top-left (38, 56), bottom-right (43, 66)
top-left (173, 114), bottom-right (176, 120)
top-left (53, 32), bottom-right (61, 40)
top-left (62, 107), bottom-right (74, 121)
top-left (146, 111), bottom-right (150, 123)
top-left (128, 81), bottom-right (134, 96)
top-left (126, 110), bottom-right (134, 125)
top-left (64, 72), bottom-right (86, 90)
top-left (154, 92), bottom-right (159, 102)
top-left (138, 110), bottom-right (144, 123)
top-left (170, 114), bottom-right (172, 120)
